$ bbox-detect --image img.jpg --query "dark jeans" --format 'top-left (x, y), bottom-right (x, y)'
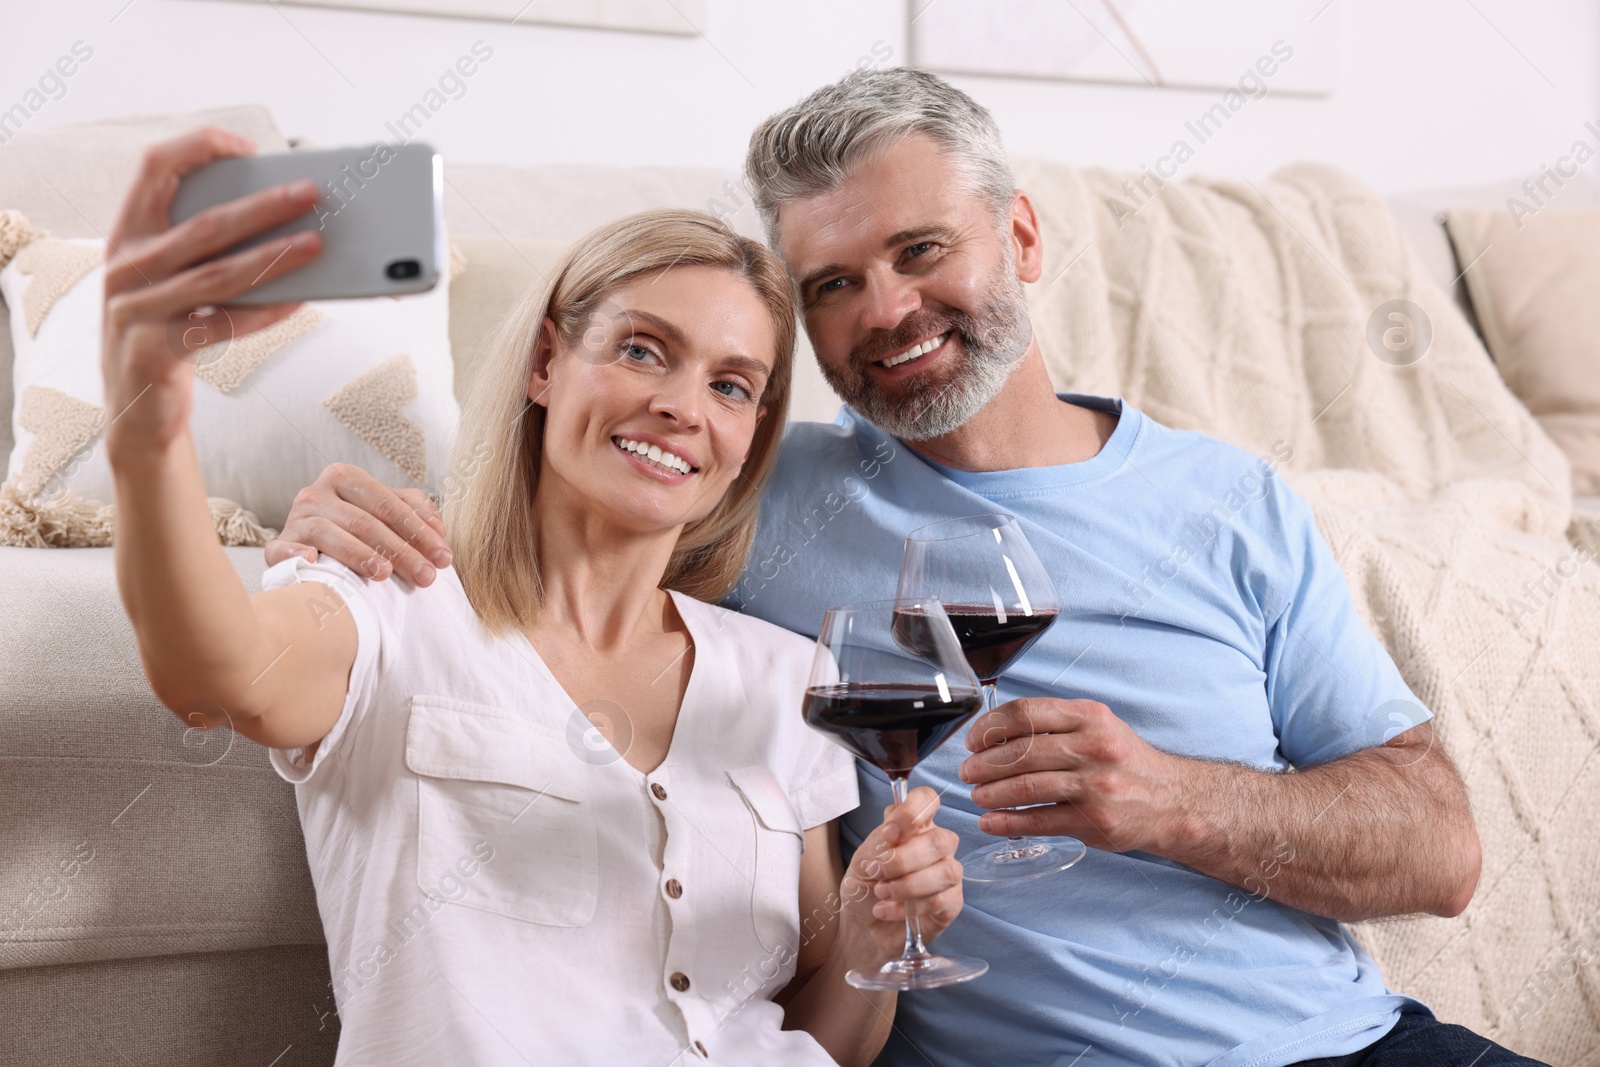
top-left (1291, 1006), bottom-right (1550, 1066)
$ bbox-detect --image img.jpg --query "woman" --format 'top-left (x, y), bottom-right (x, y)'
top-left (103, 128), bottom-right (965, 1066)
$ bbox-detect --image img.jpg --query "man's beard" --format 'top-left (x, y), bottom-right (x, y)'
top-left (819, 264), bottom-right (1032, 442)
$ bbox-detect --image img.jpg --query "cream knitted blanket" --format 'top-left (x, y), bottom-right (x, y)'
top-left (1019, 160), bottom-right (1600, 1065)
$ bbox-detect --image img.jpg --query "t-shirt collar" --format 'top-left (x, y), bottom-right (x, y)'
top-left (837, 392), bottom-right (1140, 497)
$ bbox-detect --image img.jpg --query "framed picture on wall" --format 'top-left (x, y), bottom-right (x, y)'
top-left (229, 0), bottom-right (707, 36)
top-left (911, 0), bottom-right (1336, 96)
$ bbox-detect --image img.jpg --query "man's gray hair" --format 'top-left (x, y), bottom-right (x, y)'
top-left (744, 67), bottom-right (1015, 248)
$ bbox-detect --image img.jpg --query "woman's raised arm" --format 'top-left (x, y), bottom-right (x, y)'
top-left (103, 127), bottom-right (353, 749)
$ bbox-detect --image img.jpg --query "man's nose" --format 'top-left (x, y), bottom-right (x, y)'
top-left (859, 269), bottom-right (921, 334)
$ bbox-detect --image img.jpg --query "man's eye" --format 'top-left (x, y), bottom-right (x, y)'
top-left (712, 380), bottom-right (752, 401)
top-left (906, 242), bottom-right (935, 258)
top-left (817, 277), bottom-right (847, 294)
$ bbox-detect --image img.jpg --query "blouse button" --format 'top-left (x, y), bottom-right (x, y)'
top-left (670, 971), bottom-right (691, 992)
top-left (651, 783), bottom-right (668, 801)
top-left (694, 1040), bottom-right (709, 1058)
top-left (665, 878), bottom-right (683, 899)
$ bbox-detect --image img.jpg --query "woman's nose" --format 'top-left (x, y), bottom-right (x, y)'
top-left (648, 378), bottom-right (702, 429)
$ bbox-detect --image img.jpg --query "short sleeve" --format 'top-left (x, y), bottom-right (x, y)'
top-left (788, 729), bottom-right (861, 830)
top-left (1261, 477), bottom-right (1433, 767)
top-left (258, 553), bottom-right (381, 785)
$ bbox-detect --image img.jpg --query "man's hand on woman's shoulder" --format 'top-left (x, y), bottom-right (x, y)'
top-left (266, 462), bottom-right (452, 585)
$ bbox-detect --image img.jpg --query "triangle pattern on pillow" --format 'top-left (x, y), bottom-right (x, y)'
top-left (195, 305), bottom-right (324, 393)
top-left (16, 384), bottom-right (104, 498)
top-left (14, 239), bottom-right (103, 337)
top-left (323, 353), bottom-right (427, 483)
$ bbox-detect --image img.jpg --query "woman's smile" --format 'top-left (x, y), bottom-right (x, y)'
top-left (611, 433), bottom-right (700, 480)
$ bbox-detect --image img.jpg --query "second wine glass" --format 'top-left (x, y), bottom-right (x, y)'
top-left (803, 597), bottom-right (989, 990)
top-left (899, 513), bottom-right (1087, 883)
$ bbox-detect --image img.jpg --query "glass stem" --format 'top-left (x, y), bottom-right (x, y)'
top-left (891, 774), bottom-right (931, 960)
top-left (984, 681), bottom-right (1030, 853)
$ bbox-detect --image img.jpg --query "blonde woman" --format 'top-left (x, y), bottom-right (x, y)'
top-left (103, 128), bottom-right (965, 1067)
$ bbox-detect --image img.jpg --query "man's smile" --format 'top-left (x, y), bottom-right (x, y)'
top-left (876, 330), bottom-right (952, 371)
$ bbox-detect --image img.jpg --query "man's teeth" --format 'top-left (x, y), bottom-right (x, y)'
top-left (881, 332), bottom-right (949, 368)
top-left (614, 437), bottom-right (693, 474)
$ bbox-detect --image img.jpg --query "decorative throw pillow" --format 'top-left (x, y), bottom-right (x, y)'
top-left (0, 209), bottom-right (460, 544)
top-left (1445, 208), bottom-right (1600, 495)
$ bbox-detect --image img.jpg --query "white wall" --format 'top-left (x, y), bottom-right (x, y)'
top-left (2, 0), bottom-right (1597, 193)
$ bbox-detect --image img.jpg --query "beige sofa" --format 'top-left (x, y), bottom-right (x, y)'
top-left (2, 107), bottom-right (1596, 1066)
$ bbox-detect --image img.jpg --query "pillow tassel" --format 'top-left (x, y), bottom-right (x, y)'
top-left (0, 209), bottom-right (47, 270)
top-left (0, 479), bottom-right (277, 548)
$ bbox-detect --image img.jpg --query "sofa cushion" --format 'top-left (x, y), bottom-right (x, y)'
top-left (1384, 172), bottom-right (1600, 331)
top-left (0, 546), bottom-right (323, 972)
top-left (1444, 208), bottom-right (1600, 494)
top-left (0, 225), bottom-right (458, 536)
top-left (0, 105), bottom-right (290, 487)
top-left (1, 945), bottom-right (339, 1067)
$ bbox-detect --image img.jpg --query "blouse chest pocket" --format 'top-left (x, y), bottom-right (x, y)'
top-left (405, 696), bottom-right (598, 927)
top-left (727, 766), bottom-right (806, 957)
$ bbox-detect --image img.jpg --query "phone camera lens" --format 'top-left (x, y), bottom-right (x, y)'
top-left (385, 258), bottom-right (422, 280)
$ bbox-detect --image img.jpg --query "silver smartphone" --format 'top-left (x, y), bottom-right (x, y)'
top-left (169, 142), bottom-right (444, 304)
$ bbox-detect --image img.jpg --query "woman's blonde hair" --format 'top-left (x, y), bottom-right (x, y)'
top-left (442, 209), bottom-right (797, 637)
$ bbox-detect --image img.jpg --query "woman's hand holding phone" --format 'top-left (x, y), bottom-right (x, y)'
top-left (102, 126), bottom-right (322, 461)
top-left (102, 126), bottom-right (360, 748)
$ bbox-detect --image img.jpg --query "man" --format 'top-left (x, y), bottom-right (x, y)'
top-left (270, 70), bottom-right (1536, 1066)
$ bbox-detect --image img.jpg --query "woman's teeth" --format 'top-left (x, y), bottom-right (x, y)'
top-left (880, 332), bottom-right (949, 368)
top-left (613, 436), bottom-right (693, 475)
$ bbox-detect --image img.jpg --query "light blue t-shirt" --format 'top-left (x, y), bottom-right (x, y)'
top-left (725, 395), bottom-right (1432, 1067)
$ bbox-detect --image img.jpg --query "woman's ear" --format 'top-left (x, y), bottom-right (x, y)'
top-left (527, 316), bottom-right (559, 407)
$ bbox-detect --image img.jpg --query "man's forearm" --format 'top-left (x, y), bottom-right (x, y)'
top-left (1157, 724), bottom-right (1480, 922)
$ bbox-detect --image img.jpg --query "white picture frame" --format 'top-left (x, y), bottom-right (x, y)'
top-left (238, 0), bottom-right (707, 36)
top-left (911, 0), bottom-right (1337, 97)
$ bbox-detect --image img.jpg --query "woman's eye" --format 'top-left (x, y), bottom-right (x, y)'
top-left (711, 380), bottom-right (752, 401)
top-left (622, 342), bottom-right (659, 364)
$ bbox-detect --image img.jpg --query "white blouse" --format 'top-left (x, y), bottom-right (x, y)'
top-left (260, 554), bottom-right (859, 1066)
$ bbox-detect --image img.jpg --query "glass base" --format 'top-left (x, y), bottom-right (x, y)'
top-left (845, 952), bottom-right (989, 991)
top-left (961, 836), bottom-right (1087, 883)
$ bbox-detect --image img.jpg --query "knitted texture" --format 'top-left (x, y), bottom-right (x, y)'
top-left (1020, 159), bottom-right (1600, 1064)
top-left (15, 384), bottom-right (102, 497)
top-left (13, 239), bottom-right (103, 337)
top-left (193, 305), bottom-right (324, 393)
top-left (321, 353), bottom-right (426, 482)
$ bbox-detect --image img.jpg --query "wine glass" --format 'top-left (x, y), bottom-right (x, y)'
top-left (899, 514), bottom-right (1087, 883)
top-left (804, 597), bottom-right (989, 991)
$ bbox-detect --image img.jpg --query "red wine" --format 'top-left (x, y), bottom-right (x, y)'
top-left (896, 606), bottom-right (1058, 684)
top-left (804, 683), bottom-right (983, 777)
